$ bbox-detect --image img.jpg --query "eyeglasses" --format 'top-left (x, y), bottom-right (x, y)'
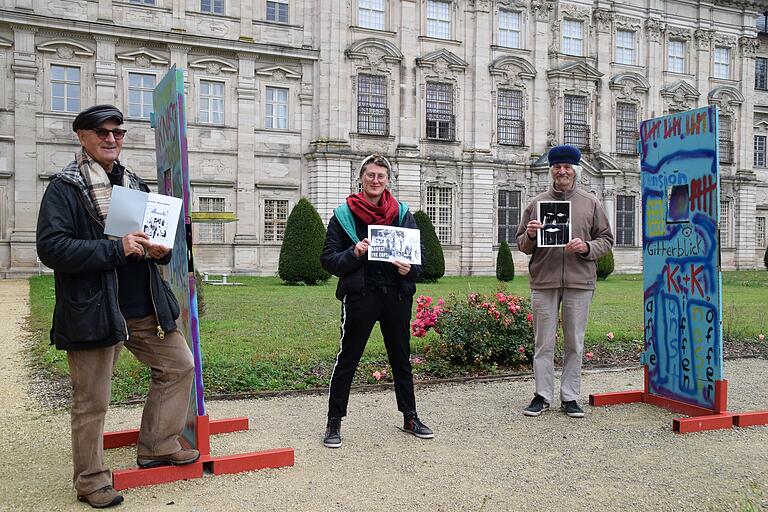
top-left (363, 172), bottom-right (389, 182)
top-left (88, 128), bottom-right (127, 140)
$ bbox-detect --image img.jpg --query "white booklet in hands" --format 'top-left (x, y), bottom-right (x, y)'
top-left (104, 185), bottom-right (183, 248)
top-left (367, 225), bottom-right (421, 265)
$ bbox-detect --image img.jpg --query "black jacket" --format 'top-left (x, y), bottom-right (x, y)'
top-left (321, 208), bottom-right (424, 301)
top-left (36, 160), bottom-right (180, 351)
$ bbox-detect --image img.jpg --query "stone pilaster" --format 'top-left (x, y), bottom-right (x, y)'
top-left (394, 146), bottom-right (422, 211)
top-left (308, 153), bottom-right (352, 224)
top-left (97, 0), bottom-right (113, 22)
top-left (234, 54), bottom-right (257, 255)
top-left (601, 170), bottom-right (621, 233)
top-left (10, 26), bottom-right (38, 272)
top-left (734, 171), bottom-right (758, 269)
top-left (459, 162), bottom-right (494, 274)
top-left (94, 36), bottom-right (118, 104)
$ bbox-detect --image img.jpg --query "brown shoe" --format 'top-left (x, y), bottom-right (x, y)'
top-left (77, 485), bottom-right (124, 508)
top-left (136, 448), bottom-right (200, 468)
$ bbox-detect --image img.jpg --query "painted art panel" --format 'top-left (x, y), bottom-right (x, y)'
top-left (639, 105), bottom-right (723, 410)
top-left (152, 66), bottom-right (205, 446)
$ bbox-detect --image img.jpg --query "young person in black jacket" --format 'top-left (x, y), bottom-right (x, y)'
top-left (36, 105), bottom-right (198, 508)
top-left (320, 154), bottom-right (434, 448)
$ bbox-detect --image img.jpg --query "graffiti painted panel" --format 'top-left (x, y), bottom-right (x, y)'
top-left (639, 106), bottom-right (723, 410)
top-left (153, 66), bottom-right (205, 446)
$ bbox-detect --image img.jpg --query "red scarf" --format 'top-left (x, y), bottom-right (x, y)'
top-left (346, 189), bottom-right (399, 226)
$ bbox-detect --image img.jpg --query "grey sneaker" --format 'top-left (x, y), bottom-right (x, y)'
top-left (561, 400), bottom-right (585, 418)
top-left (523, 394), bottom-right (550, 416)
top-left (323, 417), bottom-right (342, 448)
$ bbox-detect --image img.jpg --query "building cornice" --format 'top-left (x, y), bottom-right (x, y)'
top-left (0, 9), bottom-right (320, 62)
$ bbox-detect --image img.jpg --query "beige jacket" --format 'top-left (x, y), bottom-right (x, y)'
top-left (516, 183), bottom-right (614, 290)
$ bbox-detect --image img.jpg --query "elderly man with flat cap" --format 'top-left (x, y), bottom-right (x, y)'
top-left (36, 105), bottom-right (197, 508)
top-left (516, 145), bottom-right (614, 419)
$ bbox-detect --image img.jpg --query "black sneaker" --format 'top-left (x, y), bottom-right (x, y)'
top-left (561, 400), bottom-right (585, 418)
top-left (323, 417), bottom-right (342, 448)
top-left (523, 394), bottom-right (550, 416)
top-left (402, 412), bottom-right (434, 439)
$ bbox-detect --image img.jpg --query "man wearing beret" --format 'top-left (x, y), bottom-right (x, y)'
top-left (516, 145), bottom-right (614, 418)
top-left (36, 105), bottom-right (198, 508)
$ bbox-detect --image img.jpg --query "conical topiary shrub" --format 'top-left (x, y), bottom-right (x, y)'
top-left (496, 241), bottom-right (515, 282)
top-left (413, 210), bottom-right (445, 283)
top-left (596, 250), bottom-right (615, 280)
top-left (764, 244), bottom-right (768, 271)
top-left (278, 198), bottom-right (331, 285)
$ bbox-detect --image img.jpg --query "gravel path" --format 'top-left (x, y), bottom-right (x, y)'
top-left (1, 279), bottom-right (767, 512)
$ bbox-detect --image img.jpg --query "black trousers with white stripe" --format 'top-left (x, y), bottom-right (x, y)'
top-left (327, 288), bottom-right (416, 418)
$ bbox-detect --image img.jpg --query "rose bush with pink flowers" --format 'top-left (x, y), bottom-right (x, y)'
top-left (411, 291), bottom-right (534, 371)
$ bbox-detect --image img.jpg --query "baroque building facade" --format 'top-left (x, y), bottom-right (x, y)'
top-left (0, 0), bottom-right (767, 277)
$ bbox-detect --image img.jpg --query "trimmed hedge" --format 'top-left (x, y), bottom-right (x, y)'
top-left (278, 198), bottom-right (331, 285)
top-left (413, 210), bottom-right (445, 283)
top-left (596, 250), bottom-right (615, 280)
top-left (764, 244), bottom-right (768, 271)
top-left (496, 241), bottom-right (515, 281)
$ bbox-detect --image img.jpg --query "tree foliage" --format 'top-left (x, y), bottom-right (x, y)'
top-left (596, 250), bottom-right (615, 280)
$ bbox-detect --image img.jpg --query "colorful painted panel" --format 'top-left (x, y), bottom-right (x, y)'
top-left (639, 106), bottom-right (723, 410)
top-left (152, 66), bottom-right (205, 446)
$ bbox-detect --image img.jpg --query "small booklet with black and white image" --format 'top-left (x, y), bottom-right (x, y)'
top-left (367, 225), bottom-right (421, 265)
top-left (104, 185), bottom-right (183, 248)
top-left (537, 200), bottom-right (572, 247)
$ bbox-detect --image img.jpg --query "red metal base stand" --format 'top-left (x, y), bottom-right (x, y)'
top-left (589, 367), bottom-right (768, 434)
top-left (104, 415), bottom-right (294, 490)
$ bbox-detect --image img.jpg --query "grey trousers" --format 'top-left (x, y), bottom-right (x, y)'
top-left (67, 315), bottom-right (194, 495)
top-left (530, 288), bottom-right (594, 403)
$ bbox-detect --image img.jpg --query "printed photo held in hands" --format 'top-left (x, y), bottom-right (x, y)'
top-left (367, 225), bottom-right (422, 265)
top-left (104, 185), bottom-right (183, 248)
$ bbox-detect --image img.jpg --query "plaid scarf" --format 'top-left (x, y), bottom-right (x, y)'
top-left (76, 149), bottom-right (127, 222)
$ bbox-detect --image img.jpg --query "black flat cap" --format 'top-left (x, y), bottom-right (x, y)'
top-left (72, 105), bottom-right (124, 132)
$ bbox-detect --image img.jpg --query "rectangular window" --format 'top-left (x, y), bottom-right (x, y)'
top-left (51, 65), bottom-right (80, 113)
top-left (130, 0), bottom-right (155, 4)
top-left (426, 82), bottom-right (455, 141)
top-left (200, 81), bottom-right (224, 124)
top-left (755, 135), bottom-right (766, 167)
top-left (266, 0), bottom-right (288, 22)
top-left (198, 197), bottom-right (225, 243)
top-left (720, 200), bottom-right (730, 248)
top-left (756, 57), bottom-right (768, 90)
top-left (357, 74), bottom-right (388, 135)
top-left (358, 0), bottom-right (384, 30)
top-left (200, 0), bottom-right (223, 13)
top-left (498, 10), bottom-right (521, 48)
top-left (714, 46), bottom-right (730, 79)
top-left (128, 73), bottom-right (156, 119)
top-left (757, 216), bottom-right (767, 249)
top-left (563, 95), bottom-right (589, 149)
top-left (616, 195), bottom-right (635, 246)
top-left (426, 0), bottom-right (451, 39)
top-left (562, 19), bottom-right (583, 56)
top-left (668, 40), bottom-right (685, 73)
top-left (615, 30), bottom-right (636, 65)
top-left (497, 89), bottom-right (524, 146)
top-left (264, 199), bottom-right (289, 242)
top-left (719, 116), bottom-right (733, 164)
top-left (497, 190), bottom-right (521, 244)
top-left (616, 102), bottom-right (638, 155)
top-left (426, 186), bottom-right (452, 244)
top-left (265, 86), bottom-right (289, 129)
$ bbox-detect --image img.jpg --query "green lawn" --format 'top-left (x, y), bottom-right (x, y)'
top-left (27, 271), bottom-right (768, 401)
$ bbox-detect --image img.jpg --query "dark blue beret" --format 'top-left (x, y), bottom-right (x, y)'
top-left (72, 105), bottom-right (124, 132)
top-left (547, 145), bottom-right (581, 166)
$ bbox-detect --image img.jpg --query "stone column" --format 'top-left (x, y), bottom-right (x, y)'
top-left (464, 0), bottom-right (492, 151)
top-left (97, 0), bottom-right (113, 22)
top-left (396, 0), bottom-right (419, 147)
top-left (593, 8), bottom-right (613, 154)
top-left (10, 25), bottom-right (39, 273)
top-left (233, 54), bottom-right (258, 272)
top-left (644, 18), bottom-right (664, 117)
top-left (239, 0), bottom-right (253, 41)
top-left (171, 0), bottom-right (186, 33)
top-left (94, 36), bottom-right (118, 105)
top-left (308, 153), bottom-right (351, 224)
top-left (601, 170), bottom-right (620, 233)
top-left (531, 1), bottom-right (554, 152)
